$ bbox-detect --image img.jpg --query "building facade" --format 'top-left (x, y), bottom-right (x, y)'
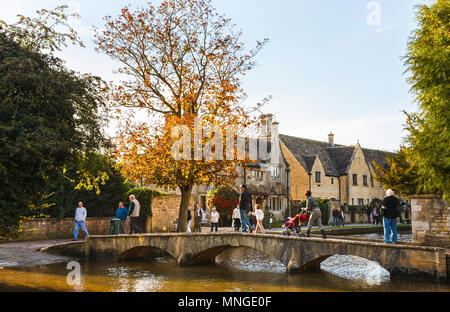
top-left (279, 132), bottom-right (393, 207)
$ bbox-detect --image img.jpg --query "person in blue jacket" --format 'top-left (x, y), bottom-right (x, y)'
top-left (116, 202), bottom-right (129, 234)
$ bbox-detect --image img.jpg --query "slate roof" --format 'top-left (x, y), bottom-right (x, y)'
top-left (279, 134), bottom-right (393, 177)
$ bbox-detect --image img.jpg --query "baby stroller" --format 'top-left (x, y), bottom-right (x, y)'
top-left (283, 212), bottom-right (308, 237)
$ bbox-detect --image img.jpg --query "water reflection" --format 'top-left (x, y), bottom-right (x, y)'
top-left (0, 246), bottom-right (448, 292)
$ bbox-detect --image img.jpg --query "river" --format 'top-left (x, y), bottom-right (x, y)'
top-left (0, 245), bottom-right (448, 292)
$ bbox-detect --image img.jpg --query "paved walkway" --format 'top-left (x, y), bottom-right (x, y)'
top-left (0, 239), bottom-right (76, 268)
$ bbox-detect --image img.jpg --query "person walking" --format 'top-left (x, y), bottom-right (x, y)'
top-left (381, 189), bottom-right (400, 244)
top-left (269, 213), bottom-right (273, 230)
top-left (116, 202), bottom-right (129, 234)
top-left (332, 207), bottom-right (339, 226)
top-left (232, 206), bottom-right (241, 232)
top-left (128, 194), bottom-right (143, 234)
top-left (302, 191), bottom-right (327, 238)
top-left (194, 204), bottom-right (203, 232)
top-left (238, 184), bottom-right (253, 233)
top-left (186, 208), bottom-right (192, 233)
top-left (254, 204), bottom-right (265, 234)
top-left (74, 202), bottom-right (89, 241)
top-left (366, 205), bottom-right (372, 224)
top-left (210, 207), bottom-right (220, 232)
top-left (339, 208), bottom-right (345, 227)
top-left (372, 207), bottom-right (379, 225)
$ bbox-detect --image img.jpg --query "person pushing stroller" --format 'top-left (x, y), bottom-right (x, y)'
top-left (302, 190), bottom-right (327, 238)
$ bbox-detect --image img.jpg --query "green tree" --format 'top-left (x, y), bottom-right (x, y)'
top-left (0, 7), bottom-right (110, 238)
top-left (42, 155), bottom-right (132, 219)
top-left (403, 0), bottom-right (450, 198)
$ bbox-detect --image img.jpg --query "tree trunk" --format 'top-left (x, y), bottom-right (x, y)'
top-left (177, 184), bottom-right (193, 232)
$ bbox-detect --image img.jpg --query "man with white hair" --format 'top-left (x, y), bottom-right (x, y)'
top-left (381, 189), bottom-right (400, 244)
top-left (128, 195), bottom-right (143, 234)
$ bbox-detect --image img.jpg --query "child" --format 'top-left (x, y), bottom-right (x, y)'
top-left (210, 207), bottom-right (220, 232)
top-left (254, 204), bottom-right (265, 234)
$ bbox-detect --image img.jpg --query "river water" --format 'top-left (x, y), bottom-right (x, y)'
top-left (0, 246), bottom-right (448, 292)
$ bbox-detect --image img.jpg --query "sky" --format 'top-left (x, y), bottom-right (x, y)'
top-left (1, 0), bottom-right (428, 152)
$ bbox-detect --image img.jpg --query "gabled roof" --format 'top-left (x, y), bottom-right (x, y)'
top-left (279, 134), bottom-right (340, 176)
top-left (279, 134), bottom-right (393, 176)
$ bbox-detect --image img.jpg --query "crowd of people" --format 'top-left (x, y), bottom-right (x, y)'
top-left (73, 185), bottom-right (402, 245)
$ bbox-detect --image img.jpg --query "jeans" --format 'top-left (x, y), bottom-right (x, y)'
top-left (187, 220), bottom-right (192, 233)
top-left (194, 217), bottom-right (202, 232)
top-left (383, 217), bottom-right (398, 244)
top-left (74, 221), bottom-right (89, 240)
top-left (119, 220), bottom-right (126, 234)
top-left (210, 223), bottom-right (218, 232)
top-left (333, 216), bottom-right (337, 226)
top-left (240, 209), bottom-right (251, 233)
top-left (129, 217), bottom-right (143, 234)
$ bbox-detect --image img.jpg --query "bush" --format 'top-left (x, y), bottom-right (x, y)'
top-left (126, 187), bottom-right (163, 217)
top-left (206, 187), bottom-right (240, 216)
top-left (317, 199), bottom-right (330, 225)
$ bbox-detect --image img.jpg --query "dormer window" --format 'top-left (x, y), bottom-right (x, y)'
top-left (352, 174), bottom-right (358, 186)
top-left (315, 171), bottom-right (321, 183)
top-left (363, 175), bottom-right (368, 186)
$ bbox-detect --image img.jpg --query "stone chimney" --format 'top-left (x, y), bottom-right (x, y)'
top-left (328, 132), bottom-right (335, 146)
top-left (259, 114), bottom-right (273, 140)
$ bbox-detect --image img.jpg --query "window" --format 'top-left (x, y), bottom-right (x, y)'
top-left (371, 176), bottom-right (374, 187)
top-left (358, 198), bottom-right (364, 207)
top-left (352, 174), bottom-right (358, 186)
top-left (331, 178), bottom-right (334, 185)
top-left (271, 166), bottom-right (280, 180)
top-left (363, 175), bottom-right (368, 186)
top-left (351, 198), bottom-right (354, 205)
top-left (252, 170), bottom-right (263, 181)
top-left (315, 171), bottom-right (321, 183)
top-left (270, 197), bottom-right (283, 211)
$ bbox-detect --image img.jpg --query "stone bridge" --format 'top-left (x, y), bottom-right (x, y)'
top-left (85, 233), bottom-right (448, 281)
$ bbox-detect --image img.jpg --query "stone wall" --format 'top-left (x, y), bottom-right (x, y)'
top-left (280, 141), bottom-right (310, 201)
top-left (17, 217), bottom-right (112, 241)
top-left (151, 194), bottom-right (195, 232)
top-left (11, 216), bottom-right (152, 241)
top-left (411, 195), bottom-right (450, 248)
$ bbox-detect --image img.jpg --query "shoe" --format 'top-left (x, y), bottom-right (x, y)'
top-left (321, 230), bottom-right (327, 238)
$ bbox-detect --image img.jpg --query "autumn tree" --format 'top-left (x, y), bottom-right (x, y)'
top-left (372, 147), bottom-right (422, 196)
top-left (96, 0), bottom-right (267, 231)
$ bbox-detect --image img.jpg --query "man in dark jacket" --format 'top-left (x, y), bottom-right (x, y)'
top-left (239, 184), bottom-right (253, 233)
top-left (381, 189), bottom-right (400, 244)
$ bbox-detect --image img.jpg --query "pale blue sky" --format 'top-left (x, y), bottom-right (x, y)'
top-left (1, 0), bottom-right (427, 151)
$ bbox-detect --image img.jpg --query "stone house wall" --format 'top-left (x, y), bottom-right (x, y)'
top-left (310, 157), bottom-right (340, 200)
top-left (346, 146), bottom-right (385, 206)
top-left (280, 141), bottom-right (310, 201)
top-left (411, 194), bottom-right (450, 248)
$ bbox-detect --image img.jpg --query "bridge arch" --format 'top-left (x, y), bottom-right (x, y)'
top-left (118, 245), bottom-right (176, 261)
